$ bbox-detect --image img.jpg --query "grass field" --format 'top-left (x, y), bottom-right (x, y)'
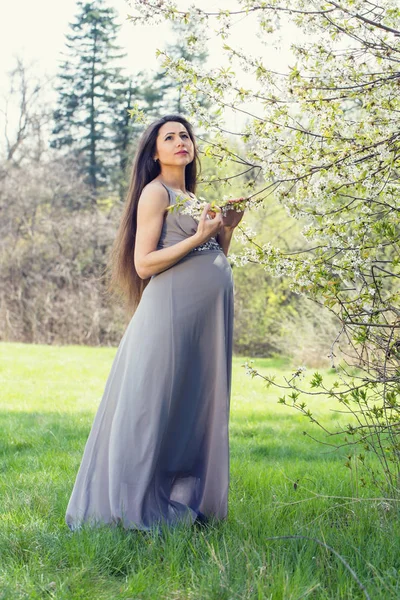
top-left (1, 342), bottom-right (399, 599)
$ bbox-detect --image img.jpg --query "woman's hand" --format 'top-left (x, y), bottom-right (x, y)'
top-left (194, 203), bottom-right (223, 244)
top-left (221, 198), bottom-right (245, 230)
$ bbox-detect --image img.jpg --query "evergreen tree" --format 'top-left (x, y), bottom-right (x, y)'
top-left (51, 0), bottom-right (127, 195)
top-left (109, 72), bottom-right (152, 199)
top-left (151, 20), bottom-right (211, 115)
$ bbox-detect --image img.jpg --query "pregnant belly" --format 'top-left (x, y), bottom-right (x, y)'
top-left (144, 250), bottom-right (233, 316)
top-left (129, 250), bottom-right (233, 358)
top-left (167, 250), bottom-right (231, 291)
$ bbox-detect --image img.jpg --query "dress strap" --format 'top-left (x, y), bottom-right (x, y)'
top-left (159, 182), bottom-right (176, 205)
top-left (158, 182), bottom-right (196, 211)
top-left (158, 182), bottom-right (194, 200)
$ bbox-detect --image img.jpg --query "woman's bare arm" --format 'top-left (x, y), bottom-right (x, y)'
top-left (134, 183), bottom-right (222, 279)
top-left (216, 199), bottom-right (245, 256)
top-left (216, 226), bottom-right (234, 257)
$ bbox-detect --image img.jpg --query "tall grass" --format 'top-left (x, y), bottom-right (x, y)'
top-left (0, 342), bottom-right (399, 599)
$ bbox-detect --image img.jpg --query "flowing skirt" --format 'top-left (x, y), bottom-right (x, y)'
top-left (65, 250), bottom-right (234, 530)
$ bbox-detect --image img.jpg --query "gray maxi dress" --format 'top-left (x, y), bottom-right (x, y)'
top-left (65, 182), bottom-right (234, 531)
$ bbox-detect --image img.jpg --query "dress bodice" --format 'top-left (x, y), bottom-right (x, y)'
top-left (157, 183), bottom-right (222, 254)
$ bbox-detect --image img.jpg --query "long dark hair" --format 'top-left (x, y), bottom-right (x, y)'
top-left (105, 114), bottom-right (200, 317)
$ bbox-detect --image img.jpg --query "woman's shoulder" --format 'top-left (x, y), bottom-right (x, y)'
top-left (139, 180), bottom-right (170, 208)
top-left (141, 179), bottom-right (169, 196)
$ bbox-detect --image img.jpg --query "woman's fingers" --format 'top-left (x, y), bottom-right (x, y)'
top-left (202, 203), bottom-right (222, 223)
top-left (202, 205), bottom-right (222, 230)
top-left (200, 203), bottom-right (209, 218)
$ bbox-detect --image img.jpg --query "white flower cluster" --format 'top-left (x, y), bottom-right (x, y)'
top-left (291, 365), bottom-right (307, 380)
top-left (235, 225), bottom-right (258, 243)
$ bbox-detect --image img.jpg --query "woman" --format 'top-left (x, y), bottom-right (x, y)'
top-left (65, 114), bottom-right (245, 531)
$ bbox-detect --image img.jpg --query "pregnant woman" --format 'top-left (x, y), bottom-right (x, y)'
top-left (65, 114), bottom-right (245, 531)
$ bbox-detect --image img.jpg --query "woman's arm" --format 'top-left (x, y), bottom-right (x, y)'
top-left (216, 226), bottom-right (234, 257)
top-left (134, 183), bottom-right (223, 279)
top-left (215, 198), bottom-right (245, 256)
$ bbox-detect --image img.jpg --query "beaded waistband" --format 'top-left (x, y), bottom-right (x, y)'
top-left (189, 239), bottom-right (223, 254)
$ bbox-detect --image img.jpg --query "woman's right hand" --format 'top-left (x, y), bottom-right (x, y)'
top-left (194, 203), bottom-right (223, 245)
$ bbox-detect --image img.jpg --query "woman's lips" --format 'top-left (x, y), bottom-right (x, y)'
top-left (175, 151), bottom-right (188, 155)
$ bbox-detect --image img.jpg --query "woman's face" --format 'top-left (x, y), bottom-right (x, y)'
top-left (154, 121), bottom-right (194, 167)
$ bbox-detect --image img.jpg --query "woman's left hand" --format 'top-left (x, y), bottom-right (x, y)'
top-left (221, 198), bottom-right (245, 230)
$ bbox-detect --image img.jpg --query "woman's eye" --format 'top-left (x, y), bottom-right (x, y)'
top-left (165, 134), bottom-right (188, 140)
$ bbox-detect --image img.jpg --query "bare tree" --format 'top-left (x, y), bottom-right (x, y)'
top-left (0, 56), bottom-right (53, 166)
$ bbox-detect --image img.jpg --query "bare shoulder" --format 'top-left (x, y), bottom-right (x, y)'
top-left (138, 180), bottom-right (169, 210)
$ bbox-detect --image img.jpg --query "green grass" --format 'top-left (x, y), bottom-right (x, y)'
top-left (0, 342), bottom-right (399, 599)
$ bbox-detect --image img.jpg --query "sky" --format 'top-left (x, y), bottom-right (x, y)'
top-left (0, 0), bottom-right (299, 135)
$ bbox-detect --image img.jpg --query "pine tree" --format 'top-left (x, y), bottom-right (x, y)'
top-left (51, 0), bottom-right (127, 195)
top-left (108, 72), bottom-right (151, 199)
top-left (151, 20), bottom-right (211, 115)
